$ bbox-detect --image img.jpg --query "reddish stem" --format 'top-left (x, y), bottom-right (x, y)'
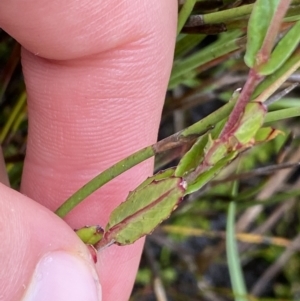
top-left (220, 69), bottom-right (261, 139)
top-left (256, 0), bottom-right (292, 66)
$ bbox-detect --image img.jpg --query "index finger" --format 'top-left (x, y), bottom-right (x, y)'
top-left (0, 1), bottom-right (177, 300)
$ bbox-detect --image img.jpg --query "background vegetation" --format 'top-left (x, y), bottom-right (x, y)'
top-left (1, 1), bottom-right (300, 300)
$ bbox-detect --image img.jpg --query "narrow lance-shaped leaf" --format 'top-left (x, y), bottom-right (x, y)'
top-left (135, 168), bottom-right (175, 192)
top-left (186, 152), bottom-right (238, 195)
top-left (175, 134), bottom-right (208, 177)
top-left (252, 49), bottom-right (300, 100)
top-left (231, 102), bottom-right (266, 146)
top-left (176, 119), bottom-right (226, 178)
top-left (258, 20), bottom-right (300, 75)
top-left (97, 175), bottom-right (186, 248)
top-left (244, 0), bottom-right (280, 68)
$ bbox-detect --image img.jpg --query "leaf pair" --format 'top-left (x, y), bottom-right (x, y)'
top-left (245, 0), bottom-right (300, 76)
top-left (77, 170), bottom-right (186, 250)
top-left (176, 100), bottom-right (281, 194)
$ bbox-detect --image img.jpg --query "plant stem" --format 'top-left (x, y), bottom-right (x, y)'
top-left (256, 0), bottom-right (292, 66)
top-left (265, 107), bottom-right (300, 124)
top-left (169, 36), bottom-right (245, 88)
top-left (185, 4), bottom-right (254, 26)
top-left (55, 91), bottom-right (300, 218)
top-left (220, 69), bottom-right (261, 138)
top-left (55, 147), bottom-right (154, 217)
top-left (56, 100), bottom-right (236, 218)
top-left (204, 3), bottom-right (253, 24)
top-left (177, 0), bottom-right (197, 35)
top-left (181, 99), bottom-right (235, 136)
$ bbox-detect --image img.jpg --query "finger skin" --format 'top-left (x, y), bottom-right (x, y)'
top-left (0, 1), bottom-right (177, 300)
top-left (0, 184), bottom-right (96, 301)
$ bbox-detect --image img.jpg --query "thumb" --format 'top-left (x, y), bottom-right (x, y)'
top-left (0, 180), bottom-right (101, 301)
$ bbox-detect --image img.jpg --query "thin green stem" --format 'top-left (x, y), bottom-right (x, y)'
top-left (265, 107), bottom-right (300, 123)
top-left (56, 100), bottom-right (236, 218)
top-left (55, 146), bottom-right (154, 217)
top-left (177, 0), bottom-right (197, 35)
top-left (185, 4), bottom-right (253, 27)
top-left (185, 0), bottom-right (300, 26)
top-left (203, 4), bottom-right (253, 24)
top-left (181, 98), bottom-right (235, 136)
top-left (169, 35), bottom-right (245, 88)
top-left (55, 90), bottom-right (299, 218)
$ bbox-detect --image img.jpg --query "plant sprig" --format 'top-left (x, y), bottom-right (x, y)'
top-left (56, 1), bottom-right (300, 253)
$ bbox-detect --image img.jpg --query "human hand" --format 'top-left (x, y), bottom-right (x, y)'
top-left (0, 1), bottom-right (177, 300)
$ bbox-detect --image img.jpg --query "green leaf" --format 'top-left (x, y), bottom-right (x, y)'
top-left (75, 225), bottom-right (104, 245)
top-left (169, 34), bottom-right (244, 89)
top-left (134, 168), bottom-right (175, 191)
top-left (186, 152), bottom-right (238, 195)
top-left (175, 135), bottom-right (208, 177)
top-left (244, 0), bottom-right (280, 68)
top-left (252, 49), bottom-right (300, 100)
top-left (254, 127), bottom-right (283, 142)
top-left (56, 97), bottom-right (238, 219)
top-left (258, 20), bottom-right (300, 75)
top-left (103, 176), bottom-right (186, 245)
top-left (176, 119), bottom-right (226, 177)
top-left (205, 137), bottom-right (230, 165)
top-left (233, 102), bottom-right (266, 145)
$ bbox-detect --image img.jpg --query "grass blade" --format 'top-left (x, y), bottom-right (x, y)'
top-left (226, 176), bottom-right (248, 301)
top-left (226, 183), bottom-right (248, 301)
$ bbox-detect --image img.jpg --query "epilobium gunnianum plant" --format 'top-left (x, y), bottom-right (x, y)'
top-left (54, 1), bottom-right (300, 259)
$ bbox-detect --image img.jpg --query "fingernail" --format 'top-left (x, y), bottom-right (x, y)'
top-left (22, 251), bottom-right (101, 301)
